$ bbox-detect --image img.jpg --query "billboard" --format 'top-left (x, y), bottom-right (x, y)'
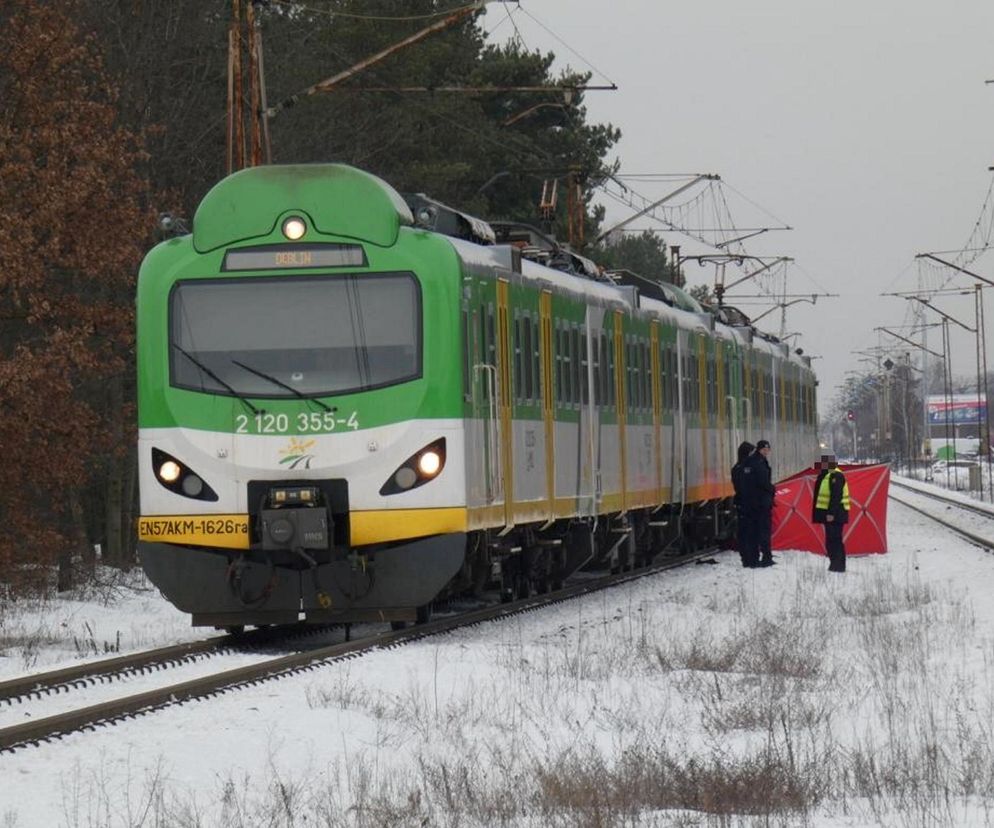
top-left (926, 395), bottom-right (986, 426)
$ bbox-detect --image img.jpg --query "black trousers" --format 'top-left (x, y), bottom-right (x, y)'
top-left (737, 509), bottom-right (756, 566)
top-left (825, 522), bottom-right (845, 572)
top-left (754, 509), bottom-right (772, 563)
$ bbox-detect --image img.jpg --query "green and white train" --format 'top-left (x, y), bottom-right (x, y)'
top-left (137, 164), bottom-right (817, 629)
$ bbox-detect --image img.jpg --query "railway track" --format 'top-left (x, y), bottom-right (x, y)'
top-left (889, 478), bottom-right (994, 551)
top-left (0, 548), bottom-right (718, 752)
top-left (0, 624), bottom-right (322, 706)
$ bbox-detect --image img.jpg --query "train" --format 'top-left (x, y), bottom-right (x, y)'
top-left (136, 164), bottom-right (818, 629)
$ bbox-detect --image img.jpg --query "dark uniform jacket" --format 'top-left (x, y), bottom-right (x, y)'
top-left (731, 461), bottom-right (747, 508)
top-left (741, 453), bottom-right (775, 513)
top-left (811, 469), bottom-right (849, 525)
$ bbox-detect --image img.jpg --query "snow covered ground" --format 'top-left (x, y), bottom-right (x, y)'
top-left (2, 487), bottom-right (994, 827)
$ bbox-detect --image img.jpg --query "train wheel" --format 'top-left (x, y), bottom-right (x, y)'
top-left (224, 625), bottom-right (245, 635)
top-left (390, 620), bottom-right (407, 631)
top-left (416, 603), bottom-right (433, 625)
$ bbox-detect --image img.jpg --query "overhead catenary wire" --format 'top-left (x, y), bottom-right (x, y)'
top-left (516, 6), bottom-right (618, 88)
top-left (270, 0), bottom-right (486, 22)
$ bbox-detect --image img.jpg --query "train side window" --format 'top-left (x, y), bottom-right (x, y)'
top-left (580, 330), bottom-right (590, 405)
top-left (709, 355), bottom-right (716, 416)
top-left (461, 307), bottom-right (472, 402)
top-left (534, 316), bottom-right (541, 404)
top-left (658, 341), bottom-right (666, 411)
top-left (521, 314), bottom-right (533, 402)
top-left (561, 326), bottom-right (571, 406)
top-left (626, 338), bottom-right (635, 411)
top-left (554, 323), bottom-right (563, 406)
top-left (682, 352), bottom-right (690, 412)
top-left (600, 333), bottom-right (609, 407)
top-left (633, 339), bottom-right (642, 412)
top-left (478, 305), bottom-right (489, 402)
top-left (702, 353), bottom-right (708, 416)
top-left (591, 330), bottom-right (600, 406)
top-left (638, 340), bottom-right (643, 413)
top-left (688, 351), bottom-right (696, 413)
top-left (632, 340), bottom-right (639, 412)
top-left (562, 326), bottom-right (570, 407)
top-left (570, 326), bottom-right (575, 408)
top-left (607, 333), bottom-right (616, 408)
top-left (643, 340), bottom-right (652, 413)
top-left (513, 314), bottom-right (523, 403)
top-left (486, 304), bottom-right (496, 370)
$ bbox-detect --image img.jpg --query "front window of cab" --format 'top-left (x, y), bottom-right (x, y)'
top-left (170, 273), bottom-right (421, 397)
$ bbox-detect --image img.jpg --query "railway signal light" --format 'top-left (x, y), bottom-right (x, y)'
top-left (846, 410), bottom-right (855, 422)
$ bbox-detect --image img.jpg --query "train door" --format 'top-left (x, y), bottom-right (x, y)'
top-left (740, 346), bottom-right (753, 445)
top-left (672, 329), bottom-right (686, 503)
top-left (716, 339), bottom-right (727, 489)
top-left (613, 310), bottom-right (628, 513)
top-left (471, 295), bottom-right (500, 505)
top-left (496, 279), bottom-right (514, 530)
top-left (697, 332), bottom-right (709, 496)
top-left (650, 321), bottom-right (663, 504)
top-left (585, 307), bottom-right (602, 513)
top-left (539, 290), bottom-right (555, 523)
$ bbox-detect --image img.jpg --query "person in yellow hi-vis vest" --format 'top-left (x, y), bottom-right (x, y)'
top-left (811, 454), bottom-right (850, 573)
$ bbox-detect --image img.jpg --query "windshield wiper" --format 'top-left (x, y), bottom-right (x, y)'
top-left (172, 344), bottom-right (263, 415)
top-left (230, 359), bottom-right (336, 413)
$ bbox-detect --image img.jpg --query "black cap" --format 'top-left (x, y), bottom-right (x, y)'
top-left (756, 439), bottom-right (770, 450)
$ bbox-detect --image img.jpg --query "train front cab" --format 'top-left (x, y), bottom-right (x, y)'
top-left (138, 166), bottom-right (471, 628)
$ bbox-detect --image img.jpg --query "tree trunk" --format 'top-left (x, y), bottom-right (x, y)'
top-left (120, 445), bottom-right (139, 571)
top-left (56, 547), bottom-right (73, 592)
top-left (103, 374), bottom-right (125, 567)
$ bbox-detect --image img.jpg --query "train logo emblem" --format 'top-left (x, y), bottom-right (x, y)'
top-left (279, 437), bottom-right (316, 470)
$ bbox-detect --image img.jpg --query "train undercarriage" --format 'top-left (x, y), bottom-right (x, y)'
top-left (138, 498), bottom-right (735, 631)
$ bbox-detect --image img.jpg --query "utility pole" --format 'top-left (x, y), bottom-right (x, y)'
top-left (229, 1), bottom-right (504, 172)
top-left (227, 0), bottom-right (270, 173)
top-left (566, 165), bottom-right (585, 248)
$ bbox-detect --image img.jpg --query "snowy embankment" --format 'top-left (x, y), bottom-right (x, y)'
top-left (2, 496), bottom-right (994, 827)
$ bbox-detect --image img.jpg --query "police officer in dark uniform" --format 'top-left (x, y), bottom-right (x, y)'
top-left (742, 439), bottom-right (776, 567)
top-left (732, 441), bottom-right (755, 567)
top-left (812, 454), bottom-right (850, 572)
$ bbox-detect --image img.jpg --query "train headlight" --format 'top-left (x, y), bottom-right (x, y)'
top-left (151, 448), bottom-right (219, 502)
top-left (158, 461), bottom-right (181, 483)
top-left (417, 450), bottom-right (441, 477)
top-left (281, 216), bottom-right (306, 240)
top-left (379, 438), bottom-right (447, 496)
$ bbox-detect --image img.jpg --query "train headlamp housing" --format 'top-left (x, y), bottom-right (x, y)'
top-left (379, 438), bottom-right (447, 496)
top-left (281, 216), bottom-right (307, 240)
top-left (152, 448), bottom-right (219, 502)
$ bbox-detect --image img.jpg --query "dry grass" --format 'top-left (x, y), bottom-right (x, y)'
top-left (40, 555), bottom-right (994, 828)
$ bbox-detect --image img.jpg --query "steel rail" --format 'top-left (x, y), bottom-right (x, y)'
top-left (0, 624), bottom-right (324, 706)
top-left (890, 478), bottom-right (994, 521)
top-left (0, 548), bottom-right (718, 752)
top-left (889, 486), bottom-right (994, 552)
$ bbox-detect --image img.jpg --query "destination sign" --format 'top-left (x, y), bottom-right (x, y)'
top-left (223, 244), bottom-right (366, 271)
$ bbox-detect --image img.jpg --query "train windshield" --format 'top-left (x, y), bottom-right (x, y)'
top-left (170, 272), bottom-right (421, 398)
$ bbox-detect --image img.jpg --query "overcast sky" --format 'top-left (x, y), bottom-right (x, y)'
top-left (483, 0), bottom-right (994, 416)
